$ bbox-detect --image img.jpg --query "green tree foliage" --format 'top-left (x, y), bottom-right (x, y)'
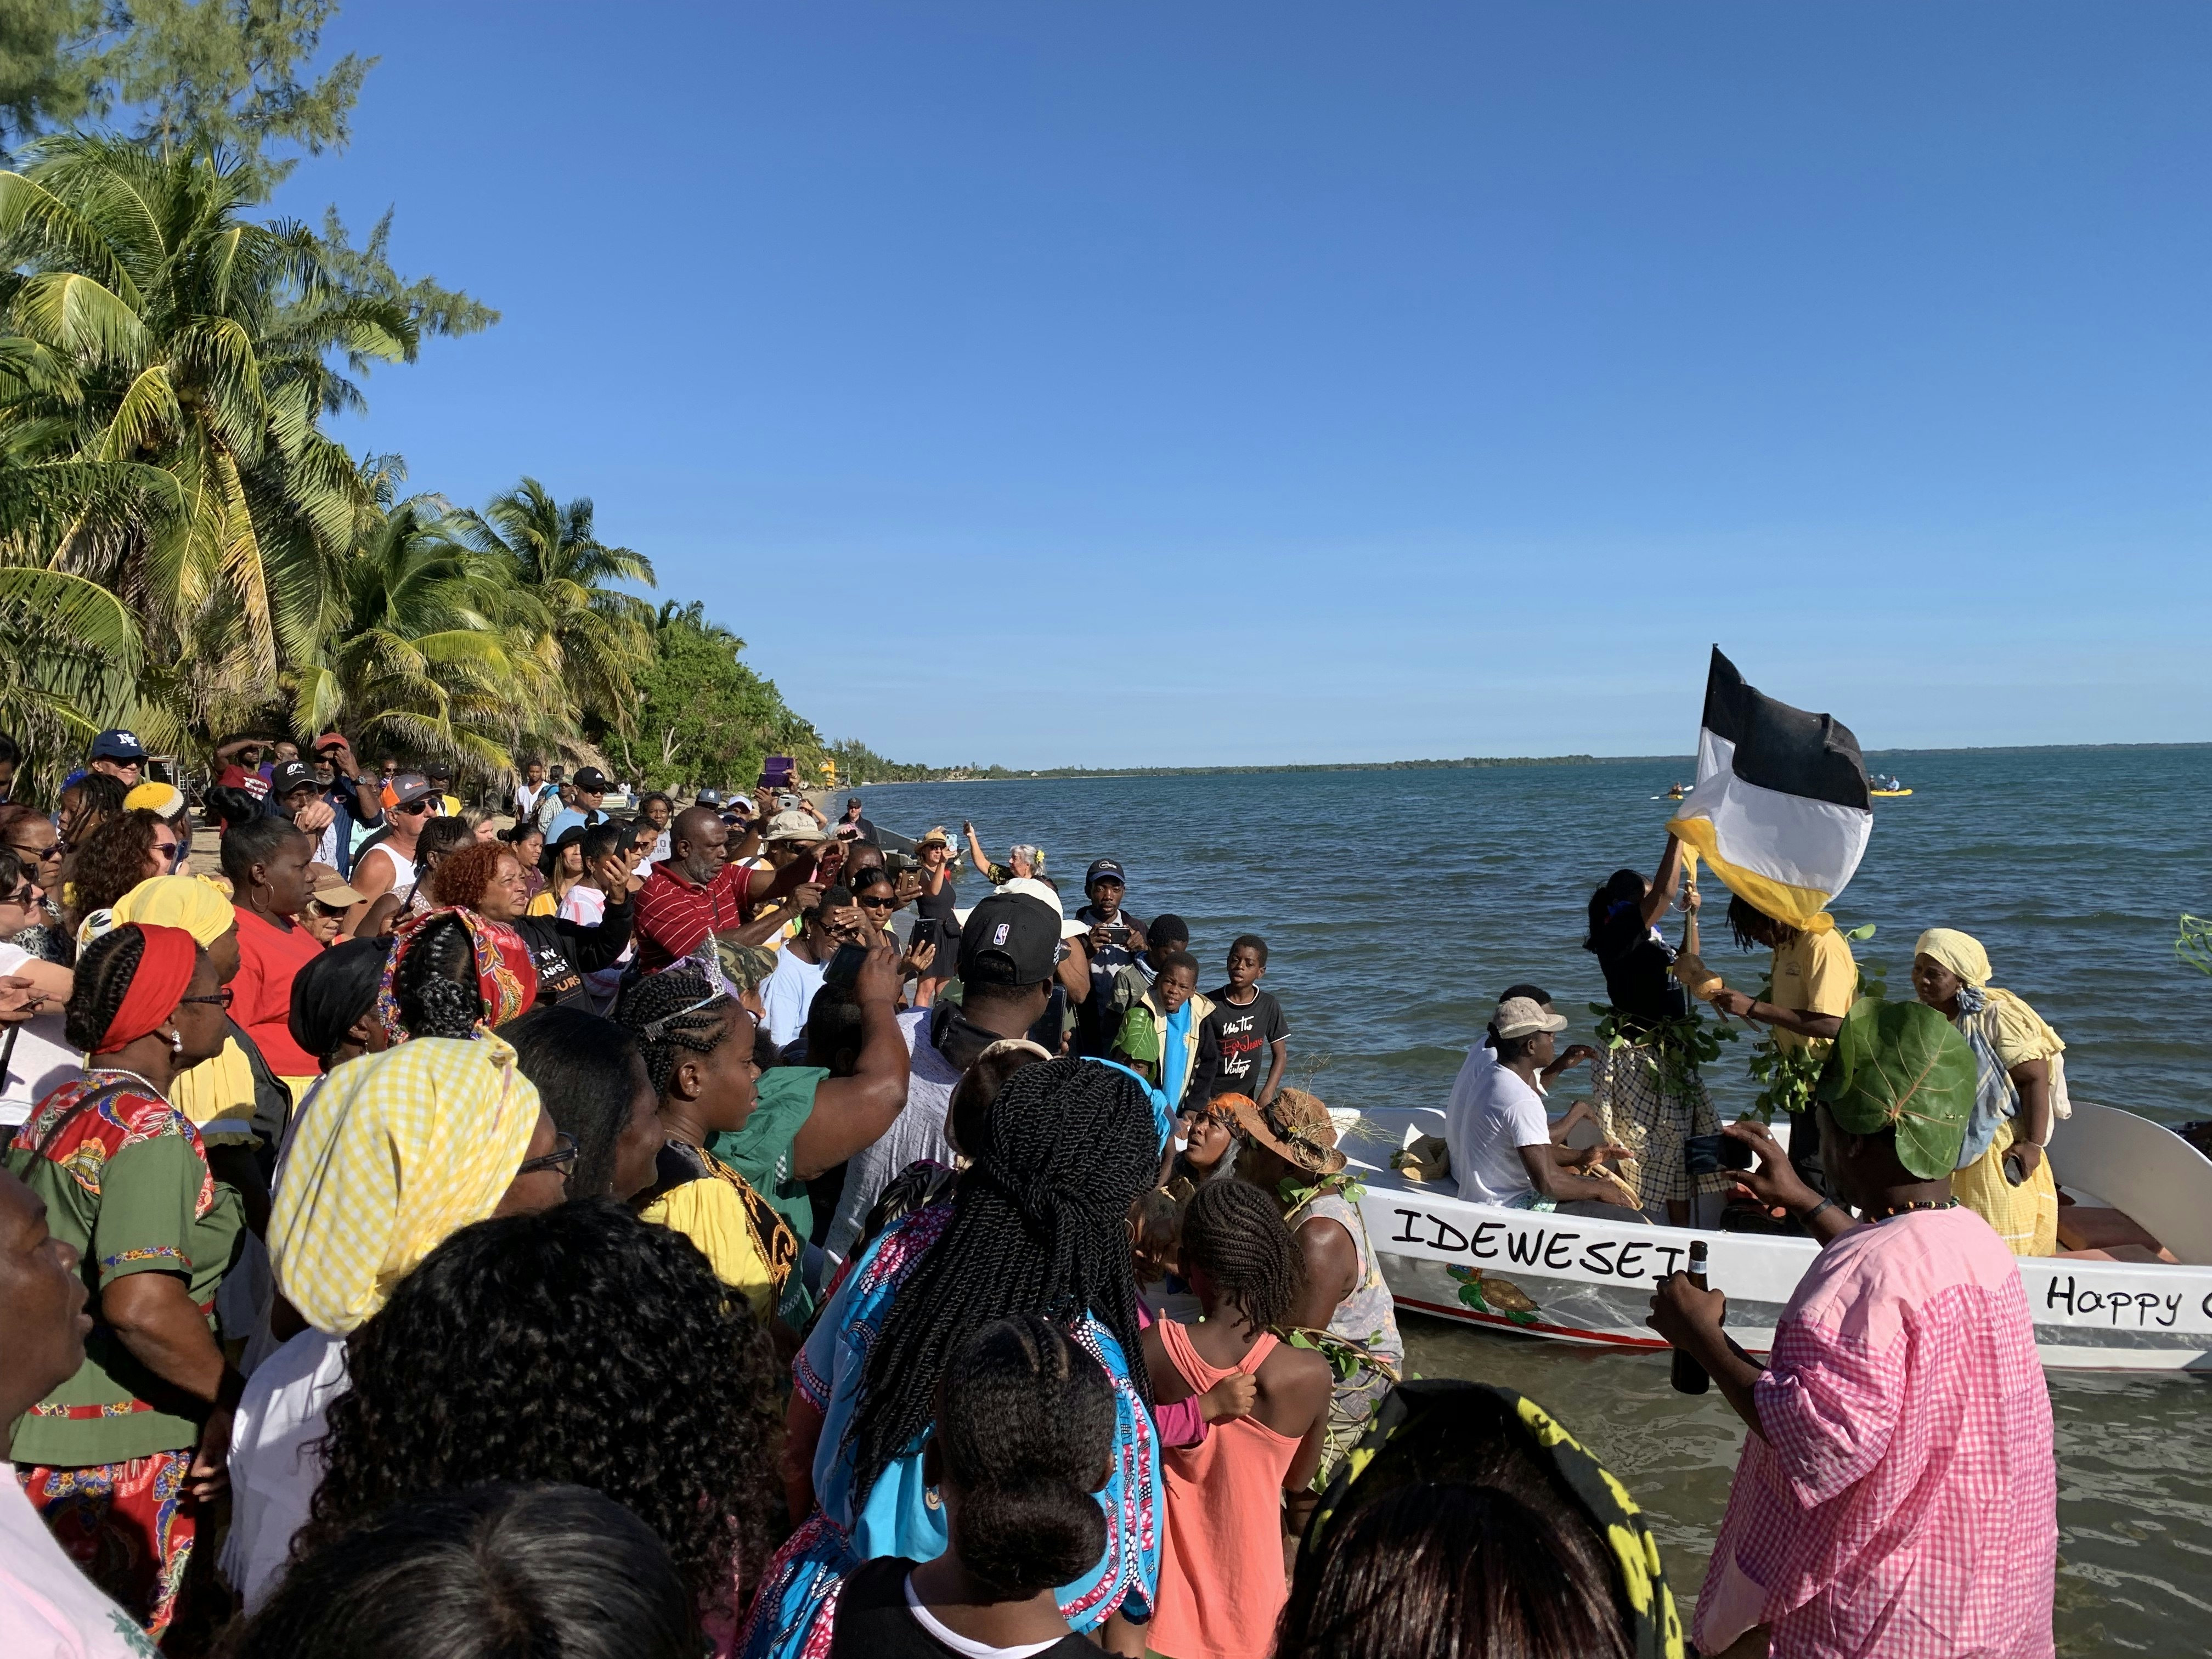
top-left (823, 738), bottom-right (940, 784)
top-left (0, 4), bottom-right (929, 800)
top-left (0, 136), bottom-right (416, 738)
top-left (300, 490), bottom-right (533, 772)
top-left (619, 601), bottom-right (825, 794)
top-left (0, 2), bottom-right (105, 156)
top-left (4, 0), bottom-right (364, 178)
top-left (443, 478), bottom-right (654, 746)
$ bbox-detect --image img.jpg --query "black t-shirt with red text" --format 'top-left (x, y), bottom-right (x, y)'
top-left (1202, 987), bottom-right (1288, 1097)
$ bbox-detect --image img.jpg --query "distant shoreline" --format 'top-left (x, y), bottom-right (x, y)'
top-left (854, 739), bottom-right (2209, 785)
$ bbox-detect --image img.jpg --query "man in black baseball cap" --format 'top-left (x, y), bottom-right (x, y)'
top-left (823, 888), bottom-right (1068, 1261)
top-left (957, 889), bottom-right (1064, 986)
top-left (545, 766), bottom-right (607, 841)
top-left (1074, 858), bottom-right (1147, 1057)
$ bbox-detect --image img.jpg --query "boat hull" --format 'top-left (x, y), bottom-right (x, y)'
top-left (1344, 1106), bottom-right (2212, 1373)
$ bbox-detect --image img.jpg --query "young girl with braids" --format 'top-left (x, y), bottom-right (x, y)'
top-left (816, 1314), bottom-right (1116, 1657)
top-left (1144, 1177), bottom-right (1333, 1659)
top-left (745, 1058), bottom-right (1165, 1659)
top-left (617, 966), bottom-right (798, 1330)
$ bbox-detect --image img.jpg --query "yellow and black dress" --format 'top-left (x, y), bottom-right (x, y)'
top-left (635, 1138), bottom-right (799, 1324)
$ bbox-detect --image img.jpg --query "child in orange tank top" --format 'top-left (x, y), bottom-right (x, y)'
top-left (1141, 1180), bottom-right (1333, 1659)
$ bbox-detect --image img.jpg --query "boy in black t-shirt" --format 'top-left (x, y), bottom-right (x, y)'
top-left (1204, 933), bottom-right (1289, 1105)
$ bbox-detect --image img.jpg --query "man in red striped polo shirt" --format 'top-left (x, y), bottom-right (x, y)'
top-left (634, 805), bottom-right (821, 973)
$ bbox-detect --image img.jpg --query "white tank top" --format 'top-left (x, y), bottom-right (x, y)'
top-left (362, 842), bottom-right (415, 896)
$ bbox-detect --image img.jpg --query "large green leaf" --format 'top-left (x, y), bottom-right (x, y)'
top-left (1815, 999), bottom-right (1979, 1181)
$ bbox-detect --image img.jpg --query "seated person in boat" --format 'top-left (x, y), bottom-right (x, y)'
top-left (1444, 996), bottom-right (1639, 1217)
top-left (1649, 1000), bottom-right (2056, 1659)
top-left (1911, 928), bottom-right (2064, 1257)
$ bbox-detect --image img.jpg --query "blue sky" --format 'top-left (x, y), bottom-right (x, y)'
top-left (283, 3), bottom-right (2212, 767)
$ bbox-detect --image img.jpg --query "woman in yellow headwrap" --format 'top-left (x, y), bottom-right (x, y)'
top-left (1911, 928), bottom-right (2064, 1256)
top-left (226, 996), bottom-right (568, 1610)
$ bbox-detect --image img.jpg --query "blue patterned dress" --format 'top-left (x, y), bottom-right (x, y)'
top-left (739, 1195), bottom-right (1161, 1657)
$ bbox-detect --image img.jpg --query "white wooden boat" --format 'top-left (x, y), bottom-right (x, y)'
top-left (1341, 1099), bottom-right (2212, 1372)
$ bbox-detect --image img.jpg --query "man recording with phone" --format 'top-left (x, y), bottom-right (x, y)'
top-left (1072, 858), bottom-right (1147, 1057)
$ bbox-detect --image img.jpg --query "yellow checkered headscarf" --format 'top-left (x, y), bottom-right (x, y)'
top-left (269, 1032), bottom-right (541, 1334)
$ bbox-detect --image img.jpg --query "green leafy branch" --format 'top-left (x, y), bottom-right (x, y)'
top-left (2179, 916), bottom-right (2212, 979)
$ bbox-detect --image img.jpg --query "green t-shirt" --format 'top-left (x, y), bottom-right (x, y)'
top-left (7, 1077), bottom-right (245, 1467)
top-left (708, 1064), bottom-right (824, 1243)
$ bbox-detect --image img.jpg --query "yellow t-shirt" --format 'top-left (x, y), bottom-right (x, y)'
top-left (1771, 928), bottom-right (1856, 1052)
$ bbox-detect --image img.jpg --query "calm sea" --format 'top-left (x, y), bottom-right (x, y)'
top-left (866, 743), bottom-right (2212, 1655)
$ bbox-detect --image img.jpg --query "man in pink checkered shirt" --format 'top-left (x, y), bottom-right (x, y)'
top-left (1649, 1007), bottom-right (2056, 1659)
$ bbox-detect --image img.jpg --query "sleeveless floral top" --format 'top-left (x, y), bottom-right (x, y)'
top-left (1289, 1188), bottom-right (1404, 1373)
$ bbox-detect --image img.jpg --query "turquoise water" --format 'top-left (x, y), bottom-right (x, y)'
top-left (867, 744), bottom-right (2212, 1654)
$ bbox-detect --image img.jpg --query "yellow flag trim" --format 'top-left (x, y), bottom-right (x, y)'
top-left (1667, 817), bottom-right (1835, 934)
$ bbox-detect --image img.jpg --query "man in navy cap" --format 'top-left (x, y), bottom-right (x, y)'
top-left (63, 729), bottom-right (147, 792)
top-left (1073, 857), bottom-right (1149, 1057)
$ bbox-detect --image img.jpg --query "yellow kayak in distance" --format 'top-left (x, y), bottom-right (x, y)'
top-left (1870, 787), bottom-right (1913, 798)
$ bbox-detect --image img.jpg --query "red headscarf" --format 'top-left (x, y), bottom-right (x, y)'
top-left (375, 906), bottom-right (538, 1041)
top-left (99, 923), bottom-right (201, 1052)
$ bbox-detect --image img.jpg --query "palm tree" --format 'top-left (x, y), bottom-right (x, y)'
top-left (302, 494), bottom-right (534, 775)
top-left (444, 477), bottom-right (654, 744)
top-left (0, 134), bottom-right (416, 742)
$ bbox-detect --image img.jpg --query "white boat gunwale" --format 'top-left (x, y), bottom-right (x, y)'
top-left (1341, 1101), bottom-right (2212, 1374)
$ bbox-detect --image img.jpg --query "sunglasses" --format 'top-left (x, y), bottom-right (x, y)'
top-left (8, 841), bottom-right (60, 865)
top-left (392, 800), bottom-right (431, 816)
top-left (855, 891), bottom-right (896, 910)
top-left (516, 1132), bottom-right (579, 1182)
top-left (0, 884), bottom-right (35, 906)
top-left (178, 987), bottom-right (235, 1010)
top-left (155, 839), bottom-right (185, 868)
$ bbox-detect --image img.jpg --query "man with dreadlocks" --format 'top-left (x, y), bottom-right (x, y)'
top-left (1143, 1178), bottom-right (1333, 1659)
top-left (743, 1058), bottom-right (1165, 1659)
top-left (617, 964), bottom-right (799, 1330)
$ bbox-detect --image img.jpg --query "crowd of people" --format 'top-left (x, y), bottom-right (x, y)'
top-left (0, 729), bottom-right (2064, 1658)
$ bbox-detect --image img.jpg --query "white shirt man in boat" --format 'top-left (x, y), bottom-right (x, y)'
top-left (1446, 997), bottom-right (1643, 1216)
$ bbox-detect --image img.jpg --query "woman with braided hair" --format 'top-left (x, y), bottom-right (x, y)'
top-left (617, 965), bottom-right (798, 1328)
top-left (744, 1058), bottom-right (1164, 1659)
top-left (3, 922), bottom-right (244, 1638)
top-left (1143, 1177), bottom-right (1331, 1659)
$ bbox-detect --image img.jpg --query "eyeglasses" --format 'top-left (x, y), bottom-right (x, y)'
top-left (516, 1132), bottom-right (579, 1181)
top-left (177, 988), bottom-right (235, 1010)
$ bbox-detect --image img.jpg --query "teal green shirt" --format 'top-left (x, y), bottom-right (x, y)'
top-left (708, 1064), bottom-right (824, 1242)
